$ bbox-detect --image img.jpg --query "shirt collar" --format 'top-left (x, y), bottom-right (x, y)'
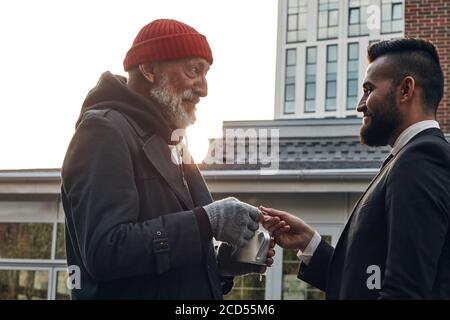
top-left (391, 120), bottom-right (440, 156)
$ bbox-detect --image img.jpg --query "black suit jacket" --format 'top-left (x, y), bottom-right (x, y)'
top-left (298, 128), bottom-right (450, 299)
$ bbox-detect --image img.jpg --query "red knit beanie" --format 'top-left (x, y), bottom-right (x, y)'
top-left (123, 19), bottom-right (213, 71)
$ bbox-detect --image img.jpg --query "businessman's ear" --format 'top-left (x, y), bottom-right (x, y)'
top-left (139, 63), bottom-right (156, 84)
top-left (399, 76), bottom-right (416, 104)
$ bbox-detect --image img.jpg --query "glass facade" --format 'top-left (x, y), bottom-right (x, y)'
top-left (0, 192), bottom-right (345, 301)
top-left (347, 43), bottom-right (359, 110)
top-left (55, 270), bottom-right (70, 300)
top-left (325, 45), bottom-right (338, 111)
top-left (282, 235), bottom-right (332, 300)
top-left (0, 220), bottom-right (266, 300)
top-left (0, 223), bottom-right (53, 259)
top-left (284, 49), bottom-right (297, 114)
top-left (318, 0), bottom-right (339, 40)
top-left (55, 223), bottom-right (66, 260)
top-left (304, 47), bottom-right (317, 113)
top-left (0, 222), bottom-right (70, 300)
top-left (381, 0), bottom-right (404, 34)
top-left (225, 274), bottom-right (266, 300)
top-left (287, 0), bottom-right (308, 43)
top-left (0, 270), bottom-right (49, 300)
top-left (282, 0), bottom-right (404, 118)
top-left (348, 0), bottom-right (370, 37)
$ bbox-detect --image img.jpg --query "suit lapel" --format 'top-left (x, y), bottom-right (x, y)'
top-left (142, 134), bottom-right (194, 209)
top-left (347, 154), bottom-right (394, 223)
top-left (344, 128), bottom-right (445, 221)
top-left (331, 154), bottom-right (395, 262)
top-left (345, 128), bottom-right (444, 221)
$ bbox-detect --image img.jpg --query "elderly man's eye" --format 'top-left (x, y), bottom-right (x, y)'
top-left (185, 65), bottom-right (199, 77)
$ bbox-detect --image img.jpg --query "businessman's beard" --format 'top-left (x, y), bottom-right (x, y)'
top-left (360, 89), bottom-right (401, 147)
top-left (150, 73), bottom-right (197, 129)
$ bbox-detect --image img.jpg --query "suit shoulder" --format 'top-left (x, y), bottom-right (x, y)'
top-left (401, 132), bottom-right (450, 160)
top-left (391, 133), bottom-right (450, 177)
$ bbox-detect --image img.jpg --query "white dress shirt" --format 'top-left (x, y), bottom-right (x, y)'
top-left (297, 120), bottom-right (440, 265)
top-left (391, 120), bottom-right (440, 155)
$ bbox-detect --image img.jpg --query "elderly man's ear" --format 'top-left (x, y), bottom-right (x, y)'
top-left (139, 63), bottom-right (156, 83)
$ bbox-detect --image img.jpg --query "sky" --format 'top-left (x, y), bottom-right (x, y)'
top-left (0, 0), bottom-right (278, 169)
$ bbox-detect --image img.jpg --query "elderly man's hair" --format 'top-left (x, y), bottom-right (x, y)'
top-left (367, 38), bottom-right (444, 114)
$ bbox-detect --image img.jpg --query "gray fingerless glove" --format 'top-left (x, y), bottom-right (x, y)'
top-left (203, 197), bottom-right (260, 248)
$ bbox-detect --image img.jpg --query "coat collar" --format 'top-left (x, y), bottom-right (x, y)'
top-left (123, 111), bottom-right (208, 209)
top-left (142, 134), bottom-right (195, 209)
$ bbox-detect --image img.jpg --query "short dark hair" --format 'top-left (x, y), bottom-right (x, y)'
top-left (367, 38), bottom-right (444, 113)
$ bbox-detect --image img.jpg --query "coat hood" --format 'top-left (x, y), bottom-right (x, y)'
top-left (76, 71), bottom-right (176, 143)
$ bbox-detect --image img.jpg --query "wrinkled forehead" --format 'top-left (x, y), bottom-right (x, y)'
top-left (168, 57), bottom-right (211, 69)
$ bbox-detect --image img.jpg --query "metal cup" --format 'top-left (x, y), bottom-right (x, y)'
top-left (230, 229), bottom-right (271, 265)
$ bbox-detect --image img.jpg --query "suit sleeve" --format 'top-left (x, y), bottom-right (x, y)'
top-left (62, 115), bottom-right (204, 281)
top-left (379, 142), bottom-right (450, 299)
top-left (297, 239), bottom-right (334, 291)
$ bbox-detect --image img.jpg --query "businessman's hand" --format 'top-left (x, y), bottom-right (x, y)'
top-left (260, 206), bottom-right (315, 251)
top-left (217, 239), bottom-right (276, 276)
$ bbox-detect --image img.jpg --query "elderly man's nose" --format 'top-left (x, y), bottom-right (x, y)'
top-left (194, 76), bottom-right (208, 97)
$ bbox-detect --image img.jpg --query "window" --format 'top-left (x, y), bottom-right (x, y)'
top-left (55, 269), bottom-right (70, 300)
top-left (347, 43), bottom-right (359, 110)
top-left (392, 2), bottom-right (402, 20)
top-left (55, 223), bottom-right (66, 260)
top-left (0, 223), bottom-right (53, 259)
top-left (287, 0), bottom-right (308, 43)
top-left (349, 7), bottom-right (360, 25)
top-left (282, 235), bottom-right (332, 300)
top-left (318, 0), bottom-right (339, 40)
top-left (0, 222), bottom-right (68, 300)
top-left (348, 0), bottom-right (370, 37)
top-left (0, 269), bottom-right (49, 300)
top-left (225, 274), bottom-right (266, 300)
top-left (284, 49), bottom-right (297, 114)
top-left (381, 0), bottom-right (404, 34)
top-left (325, 45), bottom-right (338, 111)
top-left (304, 47), bottom-right (317, 113)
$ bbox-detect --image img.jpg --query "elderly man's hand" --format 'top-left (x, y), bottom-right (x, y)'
top-left (203, 197), bottom-right (260, 248)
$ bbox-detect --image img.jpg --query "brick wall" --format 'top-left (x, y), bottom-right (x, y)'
top-left (405, 0), bottom-right (450, 133)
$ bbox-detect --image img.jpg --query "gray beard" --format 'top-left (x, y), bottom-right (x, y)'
top-left (149, 74), bottom-right (196, 129)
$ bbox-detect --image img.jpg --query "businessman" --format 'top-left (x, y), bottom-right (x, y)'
top-left (262, 38), bottom-right (450, 299)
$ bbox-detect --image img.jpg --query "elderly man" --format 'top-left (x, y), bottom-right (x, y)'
top-left (61, 19), bottom-right (273, 300)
